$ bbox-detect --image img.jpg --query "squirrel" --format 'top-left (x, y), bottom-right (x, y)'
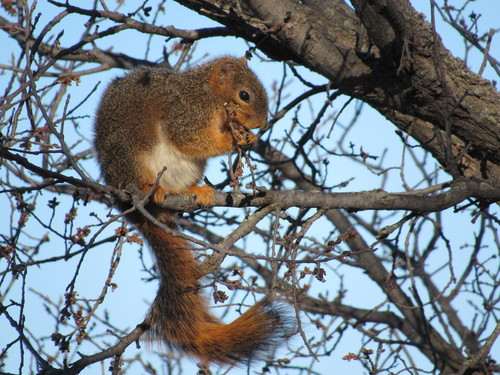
top-left (94, 56), bottom-right (290, 365)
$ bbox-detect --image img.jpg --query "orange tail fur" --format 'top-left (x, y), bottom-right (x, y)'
top-left (139, 218), bottom-right (290, 365)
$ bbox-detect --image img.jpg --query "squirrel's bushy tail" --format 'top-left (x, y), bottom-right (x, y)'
top-left (140, 219), bottom-right (289, 364)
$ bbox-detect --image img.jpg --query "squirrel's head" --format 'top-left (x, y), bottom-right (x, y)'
top-left (209, 57), bottom-right (269, 131)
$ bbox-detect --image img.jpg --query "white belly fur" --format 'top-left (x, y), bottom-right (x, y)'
top-left (142, 137), bottom-right (207, 193)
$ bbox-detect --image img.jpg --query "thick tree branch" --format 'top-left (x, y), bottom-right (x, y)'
top-left (175, 0), bottom-right (500, 182)
top-left (159, 177), bottom-right (499, 214)
top-left (4, 144), bottom-right (496, 217)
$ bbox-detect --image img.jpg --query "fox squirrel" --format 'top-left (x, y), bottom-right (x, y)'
top-left (94, 56), bottom-right (289, 365)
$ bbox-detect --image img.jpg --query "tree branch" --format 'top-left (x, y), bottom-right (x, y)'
top-left (175, 0), bottom-right (500, 181)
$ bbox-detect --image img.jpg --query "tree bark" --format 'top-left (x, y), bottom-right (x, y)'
top-left (175, 0), bottom-right (500, 184)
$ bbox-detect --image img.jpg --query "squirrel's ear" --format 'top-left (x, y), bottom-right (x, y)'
top-left (239, 57), bottom-right (249, 66)
top-left (210, 61), bottom-right (237, 89)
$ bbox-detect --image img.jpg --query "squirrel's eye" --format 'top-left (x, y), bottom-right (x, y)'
top-left (239, 90), bottom-right (250, 102)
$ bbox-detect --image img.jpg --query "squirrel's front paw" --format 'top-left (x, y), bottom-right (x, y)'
top-left (234, 130), bottom-right (257, 148)
top-left (187, 185), bottom-right (214, 206)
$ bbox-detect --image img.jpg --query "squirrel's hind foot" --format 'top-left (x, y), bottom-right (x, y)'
top-left (188, 184), bottom-right (215, 206)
